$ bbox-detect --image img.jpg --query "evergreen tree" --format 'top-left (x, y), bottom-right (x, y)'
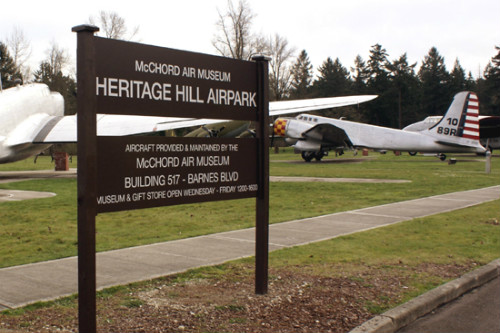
top-left (0, 42), bottom-right (22, 88)
top-left (289, 50), bottom-right (313, 99)
top-left (367, 43), bottom-right (391, 92)
top-left (465, 72), bottom-right (476, 91)
top-left (449, 59), bottom-right (468, 93)
top-left (364, 44), bottom-right (393, 126)
top-left (418, 47), bottom-right (451, 117)
top-left (387, 53), bottom-right (419, 128)
top-left (351, 55), bottom-right (369, 94)
top-left (312, 57), bottom-right (352, 97)
top-left (481, 46), bottom-right (500, 115)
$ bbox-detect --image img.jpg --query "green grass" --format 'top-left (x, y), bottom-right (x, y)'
top-left (266, 199), bottom-right (500, 269)
top-left (0, 153), bottom-right (498, 268)
top-left (0, 155), bottom-right (74, 171)
top-left (0, 153), bottom-right (498, 322)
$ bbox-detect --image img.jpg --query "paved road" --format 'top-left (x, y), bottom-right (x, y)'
top-left (0, 185), bottom-right (497, 311)
top-left (397, 276), bottom-right (500, 333)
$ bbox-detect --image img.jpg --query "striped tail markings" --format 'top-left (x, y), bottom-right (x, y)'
top-left (462, 92), bottom-right (480, 140)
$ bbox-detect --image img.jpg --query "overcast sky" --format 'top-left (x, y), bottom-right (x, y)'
top-left (1, 0), bottom-right (499, 79)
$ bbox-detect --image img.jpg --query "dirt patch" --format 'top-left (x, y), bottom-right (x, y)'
top-left (0, 263), bottom-right (475, 333)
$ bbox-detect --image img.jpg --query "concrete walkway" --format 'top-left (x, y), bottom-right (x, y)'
top-left (0, 185), bottom-right (498, 310)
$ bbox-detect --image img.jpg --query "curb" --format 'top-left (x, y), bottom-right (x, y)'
top-left (350, 259), bottom-right (500, 333)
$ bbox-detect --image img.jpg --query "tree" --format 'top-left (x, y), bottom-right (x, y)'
top-left (387, 53), bottom-right (419, 128)
top-left (267, 34), bottom-right (295, 101)
top-left (351, 55), bottom-right (369, 94)
top-left (212, 0), bottom-right (256, 60)
top-left (5, 26), bottom-right (32, 82)
top-left (89, 11), bottom-right (139, 40)
top-left (45, 42), bottom-right (70, 78)
top-left (313, 57), bottom-right (352, 97)
top-left (289, 50), bottom-right (313, 99)
top-left (364, 44), bottom-right (393, 126)
top-left (367, 43), bottom-right (390, 92)
top-left (0, 42), bottom-right (22, 88)
top-left (418, 47), bottom-right (451, 117)
top-left (212, 1), bottom-right (295, 100)
top-left (481, 46), bottom-right (500, 115)
top-left (449, 59), bottom-right (468, 93)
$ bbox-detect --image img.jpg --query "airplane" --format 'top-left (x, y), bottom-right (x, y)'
top-left (273, 91), bottom-right (488, 162)
top-left (0, 83), bottom-right (377, 164)
top-left (403, 115), bottom-right (500, 154)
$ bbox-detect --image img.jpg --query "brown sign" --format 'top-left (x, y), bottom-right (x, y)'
top-left (74, 26), bottom-right (269, 333)
top-left (94, 37), bottom-right (258, 121)
top-left (96, 136), bottom-right (257, 213)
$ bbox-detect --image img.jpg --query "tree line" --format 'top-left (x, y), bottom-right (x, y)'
top-left (212, 1), bottom-right (499, 128)
top-left (287, 45), bottom-right (499, 128)
top-left (1, 2), bottom-right (499, 128)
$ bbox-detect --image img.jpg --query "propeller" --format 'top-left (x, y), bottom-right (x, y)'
top-left (200, 125), bottom-right (226, 137)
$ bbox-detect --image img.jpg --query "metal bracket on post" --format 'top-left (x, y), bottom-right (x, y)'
top-left (252, 55), bottom-right (270, 295)
top-left (72, 24), bottom-right (99, 333)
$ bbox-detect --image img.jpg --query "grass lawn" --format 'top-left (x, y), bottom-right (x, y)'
top-left (0, 152), bottom-right (498, 268)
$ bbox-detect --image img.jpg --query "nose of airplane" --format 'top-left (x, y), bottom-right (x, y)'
top-left (273, 118), bottom-right (288, 137)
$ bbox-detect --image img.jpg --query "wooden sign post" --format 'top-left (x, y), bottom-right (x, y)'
top-left (73, 25), bottom-right (269, 332)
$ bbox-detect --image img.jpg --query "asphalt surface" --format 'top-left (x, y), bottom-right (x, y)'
top-left (351, 259), bottom-right (500, 333)
top-left (397, 276), bottom-right (500, 333)
top-left (0, 172), bottom-right (499, 332)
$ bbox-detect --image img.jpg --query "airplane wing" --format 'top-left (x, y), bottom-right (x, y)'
top-left (269, 95), bottom-right (377, 117)
top-left (33, 95), bottom-right (377, 143)
top-left (33, 115), bottom-right (224, 143)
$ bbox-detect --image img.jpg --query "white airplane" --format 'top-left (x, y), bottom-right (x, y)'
top-left (273, 91), bottom-right (487, 161)
top-left (0, 83), bottom-right (376, 164)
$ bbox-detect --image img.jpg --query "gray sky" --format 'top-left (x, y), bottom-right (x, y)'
top-left (1, 0), bottom-right (499, 79)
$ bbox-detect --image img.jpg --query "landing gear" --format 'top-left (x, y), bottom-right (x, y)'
top-left (301, 151), bottom-right (314, 162)
top-left (408, 152), bottom-right (417, 156)
top-left (438, 153), bottom-right (447, 161)
top-left (314, 151), bottom-right (327, 161)
top-left (301, 151), bottom-right (327, 162)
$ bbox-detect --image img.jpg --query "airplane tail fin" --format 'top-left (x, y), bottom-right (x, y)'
top-left (428, 91), bottom-right (485, 152)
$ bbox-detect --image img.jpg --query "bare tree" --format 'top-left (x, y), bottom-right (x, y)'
top-left (5, 26), bottom-right (32, 81)
top-left (45, 42), bottom-right (70, 76)
top-left (212, 0), bottom-right (256, 60)
top-left (267, 34), bottom-right (295, 100)
top-left (212, 1), bottom-right (295, 99)
top-left (88, 11), bottom-right (139, 40)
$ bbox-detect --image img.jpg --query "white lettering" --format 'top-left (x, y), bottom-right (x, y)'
top-left (97, 194), bottom-right (126, 205)
top-left (124, 175), bottom-right (166, 189)
top-left (187, 172), bottom-right (219, 184)
top-left (136, 157), bottom-right (180, 169)
top-left (206, 88), bottom-right (256, 107)
top-left (135, 60), bottom-right (180, 76)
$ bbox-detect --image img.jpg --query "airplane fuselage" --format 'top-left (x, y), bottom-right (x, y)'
top-left (323, 117), bottom-right (480, 153)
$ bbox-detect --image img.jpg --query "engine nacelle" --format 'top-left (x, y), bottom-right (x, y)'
top-left (273, 117), bottom-right (314, 139)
